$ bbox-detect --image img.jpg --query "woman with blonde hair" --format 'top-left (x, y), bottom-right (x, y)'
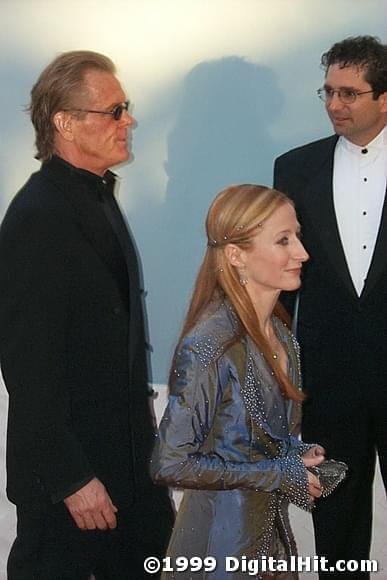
top-left (152, 184), bottom-right (325, 579)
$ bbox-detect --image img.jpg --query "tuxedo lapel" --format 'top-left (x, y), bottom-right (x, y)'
top-left (361, 186), bottom-right (387, 300)
top-left (300, 137), bottom-right (358, 299)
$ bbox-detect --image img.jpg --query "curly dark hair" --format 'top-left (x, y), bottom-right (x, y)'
top-left (321, 35), bottom-right (387, 98)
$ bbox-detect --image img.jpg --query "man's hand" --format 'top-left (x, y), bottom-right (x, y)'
top-left (64, 478), bottom-right (118, 530)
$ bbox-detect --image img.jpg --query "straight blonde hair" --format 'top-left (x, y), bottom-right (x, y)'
top-left (177, 184), bottom-right (303, 402)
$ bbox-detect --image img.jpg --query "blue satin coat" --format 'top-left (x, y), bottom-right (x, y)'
top-left (152, 300), bottom-right (311, 579)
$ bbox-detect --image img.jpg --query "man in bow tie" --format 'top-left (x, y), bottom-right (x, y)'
top-left (274, 35), bottom-right (387, 579)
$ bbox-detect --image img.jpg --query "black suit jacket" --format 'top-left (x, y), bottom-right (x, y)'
top-left (273, 136), bottom-right (387, 418)
top-left (0, 157), bottom-right (158, 506)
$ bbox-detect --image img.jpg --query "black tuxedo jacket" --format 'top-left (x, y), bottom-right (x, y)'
top-left (274, 136), bottom-right (387, 417)
top-left (0, 157), bottom-right (159, 506)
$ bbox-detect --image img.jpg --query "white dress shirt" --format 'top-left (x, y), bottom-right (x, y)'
top-left (333, 126), bottom-right (387, 296)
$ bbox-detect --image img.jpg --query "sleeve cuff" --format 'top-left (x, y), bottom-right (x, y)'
top-left (50, 473), bottom-right (95, 503)
top-left (279, 453), bottom-right (312, 511)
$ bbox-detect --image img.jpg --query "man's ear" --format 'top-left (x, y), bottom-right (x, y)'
top-left (53, 111), bottom-right (75, 142)
top-left (379, 91), bottom-right (387, 114)
top-left (224, 243), bottom-right (245, 268)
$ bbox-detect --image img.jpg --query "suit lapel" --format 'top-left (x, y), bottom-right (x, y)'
top-left (300, 136), bottom-right (358, 299)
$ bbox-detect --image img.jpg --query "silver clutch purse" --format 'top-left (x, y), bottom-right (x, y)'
top-left (308, 459), bottom-right (348, 497)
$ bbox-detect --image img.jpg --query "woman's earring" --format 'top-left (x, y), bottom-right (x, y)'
top-left (239, 268), bottom-right (248, 286)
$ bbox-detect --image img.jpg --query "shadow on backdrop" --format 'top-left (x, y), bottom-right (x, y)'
top-left (133, 56), bottom-right (284, 383)
top-left (0, 57), bottom-right (38, 215)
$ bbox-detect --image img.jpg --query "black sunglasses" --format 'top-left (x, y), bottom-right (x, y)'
top-left (64, 101), bottom-right (130, 121)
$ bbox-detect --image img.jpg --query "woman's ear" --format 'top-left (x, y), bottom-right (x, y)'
top-left (224, 243), bottom-right (245, 268)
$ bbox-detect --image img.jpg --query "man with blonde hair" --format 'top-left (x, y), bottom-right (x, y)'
top-left (0, 50), bottom-right (173, 579)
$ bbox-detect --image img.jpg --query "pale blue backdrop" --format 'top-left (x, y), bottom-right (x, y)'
top-left (0, 0), bottom-right (385, 384)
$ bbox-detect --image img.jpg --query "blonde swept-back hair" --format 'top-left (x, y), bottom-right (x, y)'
top-left (178, 184), bottom-right (304, 402)
top-left (29, 50), bottom-right (116, 162)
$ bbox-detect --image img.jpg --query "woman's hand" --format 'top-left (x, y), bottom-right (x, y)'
top-left (302, 445), bottom-right (325, 468)
top-left (302, 445), bottom-right (325, 499)
top-left (307, 470), bottom-right (322, 498)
